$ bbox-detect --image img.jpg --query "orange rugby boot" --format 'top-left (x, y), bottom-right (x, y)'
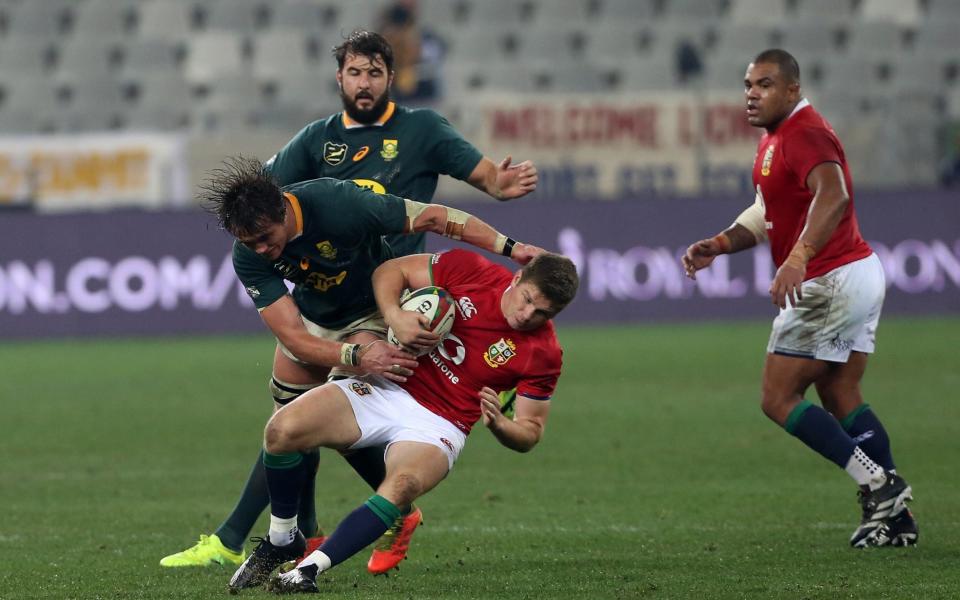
top-left (367, 506), bottom-right (423, 574)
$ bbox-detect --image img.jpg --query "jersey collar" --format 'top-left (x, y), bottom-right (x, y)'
top-left (341, 101), bottom-right (396, 129)
top-left (786, 98), bottom-right (811, 122)
top-left (283, 192), bottom-right (304, 240)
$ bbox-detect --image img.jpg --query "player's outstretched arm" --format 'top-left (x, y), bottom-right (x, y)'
top-left (467, 155), bottom-right (538, 201)
top-left (260, 295), bottom-right (418, 381)
top-left (682, 223), bottom-right (758, 280)
top-left (479, 387), bottom-right (550, 453)
top-left (404, 199), bottom-right (545, 265)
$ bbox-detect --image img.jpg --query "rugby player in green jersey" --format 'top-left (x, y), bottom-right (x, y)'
top-left (160, 157), bottom-right (541, 573)
top-left (265, 29), bottom-right (538, 258)
top-left (162, 30), bottom-right (538, 574)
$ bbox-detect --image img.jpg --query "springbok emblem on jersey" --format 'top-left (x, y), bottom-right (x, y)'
top-left (315, 240), bottom-right (337, 260)
top-left (483, 338), bottom-right (517, 368)
top-left (323, 141), bottom-right (348, 165)
top-left (761, 144), bottom-right (775, 176)
top-left (380, 139), bottom-right (399, 161)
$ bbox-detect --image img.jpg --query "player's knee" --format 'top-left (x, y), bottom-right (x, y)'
top-left (269, 377), bottom-right (319, 406)
top-left (760, 388), bottom-right (787, 423)
top-left (264, 413), bottom-right (299, 454)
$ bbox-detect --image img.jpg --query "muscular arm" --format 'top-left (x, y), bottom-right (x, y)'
top-left (768, 162), bottom-right (850, 308)
top-left (797, 162), bottom-right (851, 252)
top-left (259, 295), bottom-right (419, 379)
top-left (681, 222), bottom-right (758, 279)
top-left (480, 389), bottom-right (550, 453)
top-left (466, 156), bottom-right (538, 201)
top-left (403, 200), bottom-right (542, 265)
top-left (372, 255), bottom-right (440, 353)
top-left (259, 296), bottom-right (347, 367)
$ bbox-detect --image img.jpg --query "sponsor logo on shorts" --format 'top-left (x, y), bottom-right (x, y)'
top-left (245, 286), bottom-right (260, 299)
top-left (484, 338), bottom-right (517, 368)
top-left (323, 141), bottom-right (348, 165)
top-left (380, 139), bottom-right (399, 161)
top-left (440, 438), bottom-right (454, 452)
top-left (350, 382), bottom-right (372, 396)
top-left (458, 297), bottom-right (477, 319)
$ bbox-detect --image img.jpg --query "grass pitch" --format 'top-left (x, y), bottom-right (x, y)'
top-left (1, 316), bottom-right (958, 599)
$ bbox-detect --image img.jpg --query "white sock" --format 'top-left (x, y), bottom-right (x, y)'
top-left (299, 550), bottom-right (332, 573)
top-left (844, 446), bottom-right (886, 489)
top-left (269, 515), bottom-right (298, 547)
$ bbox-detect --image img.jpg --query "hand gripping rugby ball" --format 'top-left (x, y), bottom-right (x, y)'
top-left (387, 286), bottom-right (457, 356)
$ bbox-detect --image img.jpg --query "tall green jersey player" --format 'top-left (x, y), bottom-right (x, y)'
top-left (266, 29), bottom-right (539, 257)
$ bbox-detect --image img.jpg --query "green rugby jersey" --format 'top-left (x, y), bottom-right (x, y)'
top-left (265, 101), bottom-right (483, 257)
top-left (232, 177), bottom-right (406, 329)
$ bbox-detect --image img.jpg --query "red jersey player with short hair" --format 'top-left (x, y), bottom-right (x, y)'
top-left (682, 49), bottom-right (916, 549)
top-left (227, 249), bottom-right (579, 593)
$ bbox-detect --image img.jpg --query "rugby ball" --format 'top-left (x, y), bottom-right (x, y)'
top-left (387, 286), bottom-right (457, 356)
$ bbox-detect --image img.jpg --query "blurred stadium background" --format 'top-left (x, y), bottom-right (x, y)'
top-left (2, 1), bottom-right (958, 598)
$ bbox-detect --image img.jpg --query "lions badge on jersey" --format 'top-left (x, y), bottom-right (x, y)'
top-left (484, 338), bottom-right (517, 368)
top-left (350, 382), bottom-right (372, 396)
top-left (380, 139), bottom-right (399, 161)
top-left (323, 141), bottom-right (348, 165)
top-left (761, 144), bottom-right (775, 176)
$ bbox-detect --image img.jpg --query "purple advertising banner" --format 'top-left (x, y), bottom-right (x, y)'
top-left (0, 191), bottom-right (957, 339)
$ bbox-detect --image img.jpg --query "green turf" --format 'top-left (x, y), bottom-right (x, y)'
top-left (1, 316), bottom-right (957, 599)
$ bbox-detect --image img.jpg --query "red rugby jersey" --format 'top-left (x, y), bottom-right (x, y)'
top-left (753, 103), bottom-right (872, 279)
top-left (399, 249), bottom-right (563, 434)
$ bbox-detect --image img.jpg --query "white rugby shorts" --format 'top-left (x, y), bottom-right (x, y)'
top-left (331, 375), bottom-right (466, 470)
top-left (767, 253), bottom-right (885, 363)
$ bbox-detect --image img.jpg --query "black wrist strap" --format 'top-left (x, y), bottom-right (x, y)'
top-left (501, 237), bottom-right (517, 257)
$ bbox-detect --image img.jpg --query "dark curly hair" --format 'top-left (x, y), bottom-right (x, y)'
top-left (198, 156), bottom-right (285, 237)
top-left (333, 29), bottom-right (395, 72)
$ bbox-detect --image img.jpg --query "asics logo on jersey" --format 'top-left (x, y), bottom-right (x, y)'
top-left (457, 297), bottom-right (477, 319)
top-left (352, 146), bottom-right (370, 161)
top-left (323, 142), bottom-right (348, 165)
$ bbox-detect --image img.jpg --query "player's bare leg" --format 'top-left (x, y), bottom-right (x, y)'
top-left (815, 353), bottom-right (917, 546)
top-left (271, 442), bottom-right (448, 593)
top-left (760, 353), bottom-right (912, 547)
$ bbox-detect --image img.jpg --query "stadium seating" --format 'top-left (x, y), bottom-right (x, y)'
top-left (0, 0), bottom-right (952, 191)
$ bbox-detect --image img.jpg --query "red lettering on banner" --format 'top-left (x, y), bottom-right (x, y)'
top-left (492, 104), bottom-right (658, 147)
top-left (703, 106), bottom-right (757, 144)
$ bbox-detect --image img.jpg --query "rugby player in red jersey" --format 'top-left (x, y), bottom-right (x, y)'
top-left (682, 49), bottom-right (916, 548)
top-left (227, 249), bottom-right (578, 592)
